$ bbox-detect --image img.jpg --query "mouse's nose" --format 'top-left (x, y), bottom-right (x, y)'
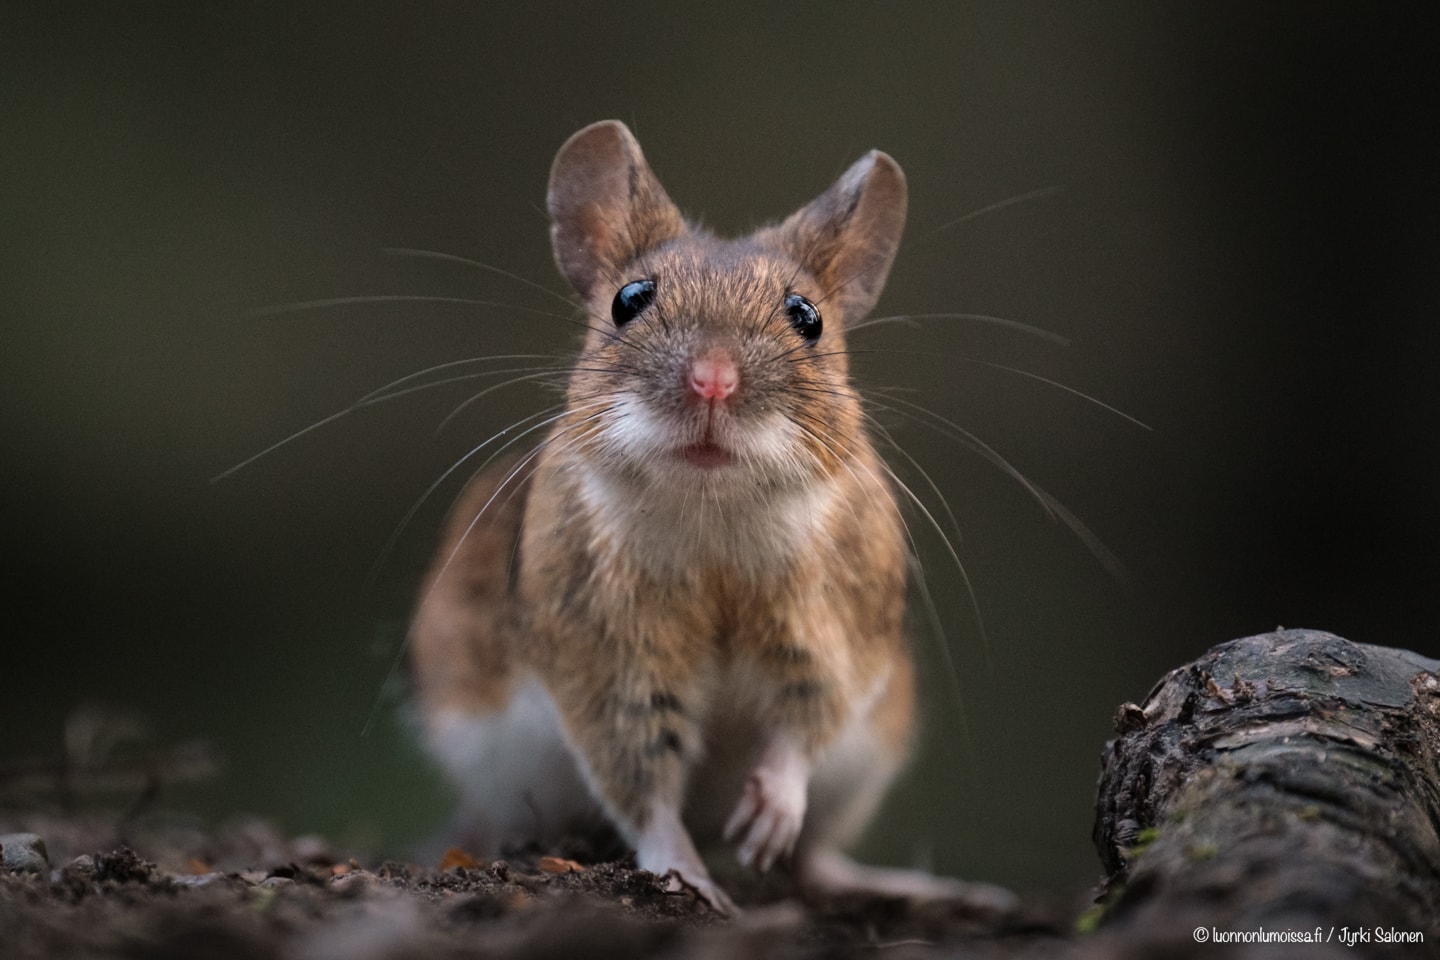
top-left (689, 349), bottom-right (739, 401)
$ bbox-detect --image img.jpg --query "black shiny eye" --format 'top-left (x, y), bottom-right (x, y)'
top-left (784, 293), bottom-right (822, 343)
top-left (611, 279), bottom-right (656, 328)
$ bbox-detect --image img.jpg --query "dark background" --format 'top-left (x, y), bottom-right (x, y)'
top-left (4, 3), bottom-right (1437, 893)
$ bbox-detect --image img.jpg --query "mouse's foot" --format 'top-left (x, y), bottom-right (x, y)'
top-left (636, 805), bottom-right (737, 916)
top-left (797, 848), bottom-right (1018, 912)
top-left (658, 866), bottom-right (739, 916)
top-left (723, 739), bottom-right (809, 872)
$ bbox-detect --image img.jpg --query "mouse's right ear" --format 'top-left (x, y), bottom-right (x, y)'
top-left (547, 121), bottom-right (687, 300)
top-left (759, 150), bottom-right (907, 326)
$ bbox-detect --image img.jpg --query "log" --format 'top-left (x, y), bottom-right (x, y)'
top-left (1091, 629), bottom-right (1440, 956)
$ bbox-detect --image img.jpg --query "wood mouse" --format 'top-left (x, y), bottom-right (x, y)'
top-left (409, 120), bottom-right (1008, 914)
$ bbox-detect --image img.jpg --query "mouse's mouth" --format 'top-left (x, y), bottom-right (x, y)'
top-left (677, 441), bottom-right (735, 469)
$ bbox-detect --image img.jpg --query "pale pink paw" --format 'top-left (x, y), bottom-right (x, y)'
top-left (723, 744), bottom-right (809, 872)
top-left (636, 806), bottom-right (737, 915)
top-left (659, 867), bottom-right (738, 916)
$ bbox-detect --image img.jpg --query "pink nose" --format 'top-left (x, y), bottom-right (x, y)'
top-left (689, 351), bottom-right (739, 401)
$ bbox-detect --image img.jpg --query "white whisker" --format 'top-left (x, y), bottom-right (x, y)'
top-left (358, 354), bottom-right (556, 404)
top-left (786, 412), bottom-right (984, 698)
top-left (962, 358), bottom-right (1151, 431)
top-left (212, 360), bottom-right (563, 481)
top-left (248, 294), bottom-right (573, 323)
top-left (360, 405), bottom-right (613, 738)
top-left (850, 312), bottom-right (1069, 346)
top-left (928, 185), bottom-right (1065, 235)
top-left (870, 392), bottom-right (1132, 585)
top-left (381, 246), bottom-right (578, 309)
top-left (367, 398), bottom-right (614, 585)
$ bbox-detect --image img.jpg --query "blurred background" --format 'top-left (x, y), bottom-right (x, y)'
top-left (3, 3), bottom-right (1437, 894)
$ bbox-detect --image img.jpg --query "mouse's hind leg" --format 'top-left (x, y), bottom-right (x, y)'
top-left (794, 664), bottom-right (1017, 911)
top-left (423, 676), bottom-right (605, 857)
top-left (411, 462), bottom-right (605, 857)
top-left (796, 845), bottom-right (1016, 911)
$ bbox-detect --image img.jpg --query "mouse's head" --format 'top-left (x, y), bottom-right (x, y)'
top-left (546, 120), bottom-right (906, 494)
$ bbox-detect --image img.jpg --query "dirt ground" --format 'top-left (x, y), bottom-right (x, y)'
top-left (0, 811), bottom-right (1083, 959)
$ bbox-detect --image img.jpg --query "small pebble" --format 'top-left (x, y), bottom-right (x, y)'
top-left (173, 872), bottom-right (228, 888)
top-left (1, 833), bottom-right (50, 874)
top-left (330, 870), bottom-right (374, 894)
top-left (291, 834), bottom-right (332, 864)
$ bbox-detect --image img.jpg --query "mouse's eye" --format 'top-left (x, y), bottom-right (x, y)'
top-left (611, 279), bottom-right (656, 328)
top-left (784, 293), bottom-right (822, 343)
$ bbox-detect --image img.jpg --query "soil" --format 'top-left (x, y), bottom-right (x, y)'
top-left (0, 811), bottom-right (1080, 959)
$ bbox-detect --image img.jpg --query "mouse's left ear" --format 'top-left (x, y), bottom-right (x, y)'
top-left (547, 121), bottom-right (687, 301)
top-left (760, 151), bottom-right (907, 325)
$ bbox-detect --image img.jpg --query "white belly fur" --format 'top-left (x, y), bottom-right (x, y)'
top-left (428, 667), bottom-right (898, 857)
top-left (425, 675), bottom-right (601, 854)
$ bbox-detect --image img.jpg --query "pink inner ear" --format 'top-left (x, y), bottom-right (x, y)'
top-left (579, 207), bottom-right (614, 256)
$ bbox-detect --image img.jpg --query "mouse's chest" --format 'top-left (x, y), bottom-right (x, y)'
top-left (576, 466), bottom-right (838, 582)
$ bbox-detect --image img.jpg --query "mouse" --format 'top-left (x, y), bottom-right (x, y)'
top-left (408, 119), bottom-right (1011, 915)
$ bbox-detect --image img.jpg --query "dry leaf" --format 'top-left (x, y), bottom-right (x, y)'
top-left (537, 856), bottom-right (585, 874)
top-left (439, 847), bottom-right (482, 872)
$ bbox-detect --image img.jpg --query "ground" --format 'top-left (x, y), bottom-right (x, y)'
top-left (0, 812), bottom-right (1079, 959)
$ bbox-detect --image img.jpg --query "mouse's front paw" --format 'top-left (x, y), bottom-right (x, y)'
top-left (723, 744), bottom-right (809, 872)
top-left (636, 806), bottom-right (737, 915)
top-left (660, 867), bottom-right (739, 916)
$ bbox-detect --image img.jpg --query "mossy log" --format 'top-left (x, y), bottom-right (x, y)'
top-left (1091, 629), bottom-right (1440, 956)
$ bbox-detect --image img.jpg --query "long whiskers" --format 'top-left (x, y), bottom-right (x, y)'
top-left (867, 392), bottom-right (1132, 586)
top-left (431, 370), bottom-right (573, 437)
top-left (791, 346), bottom-right (1152, 432)
top-left (786, 410), bottom-right (985, 697)
top-left (249, 288), bottom-right (655, 362)
top-left (364, 397), bottom-right (612, 587)
top-left (862, 413), bottom-right (966, 549)
top-left (248, 294), bottom-right (574, 324)
top-left (381, 247), bottom-right (578, 309)
top-left (360, 408), bottom-right (611, 737)
top-left (926, 185), bottom-right (1065, 236)
top-left (960, 358), bottom-right (1151, 431)
top-left (848, 312), bottom-right (1070, 346)
top-left (869, 392), bottom-right (1057, 523)
top-left (211, 359), bottom-right (567, 481)
top-left (357, 355), bottom-right (555, 404)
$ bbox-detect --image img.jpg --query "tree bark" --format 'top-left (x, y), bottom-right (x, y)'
top-left (1090, 629), bottom-right (1440, 957)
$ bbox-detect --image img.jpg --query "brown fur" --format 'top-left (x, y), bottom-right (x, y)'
top-left (410, 458), bottom-right (528, 714)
